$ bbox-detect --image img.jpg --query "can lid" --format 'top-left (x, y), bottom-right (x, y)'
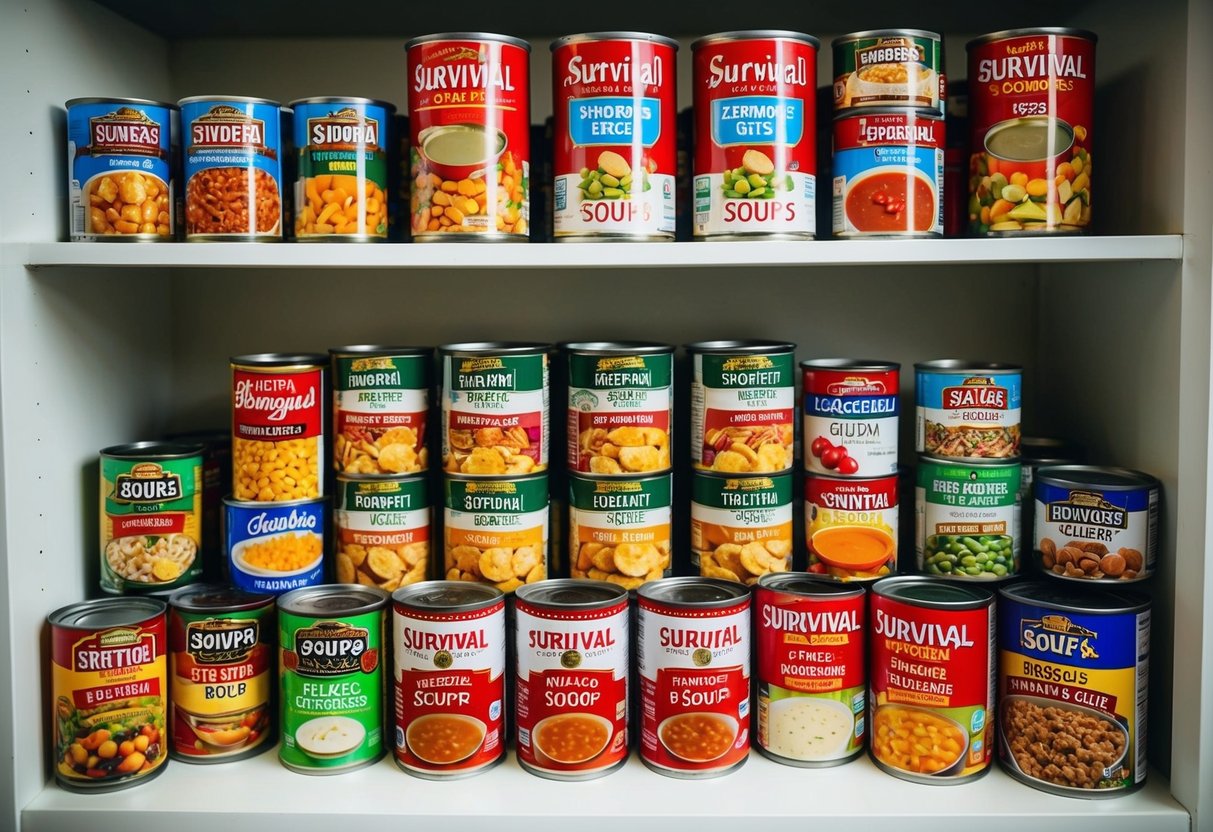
top-left (224, 495), bottom-right (328, 510)
top-left (1034, 465), bottom-right (1160, 491)
top-left (833, 108), bottom-right (944, 122)
top-left (170, 583), bottom-right (274, 613)
top-left (277, 584), bottom-right (388, 617)
top-left (757, 572), bottom-right (865, 599)
top-left (439, 341), bottom-right (549, 355)
top-left (872, 575), bottom-right (993, 608)
top-left (66, 97), bottom-right (177, 111)
top-left (178, 95), bottom-right (283, 108)
top-left (999, 580), bottom-right (1149, 614)
top-left (692, 30), bottom-right (820, 50)
top-left (1020, 436), bottom-right (1083, 465)
top-left (329, 345), bottom-right (432, 358)
top-left (393, 580), bottom-right (503, 612)
top-left (515, 579), bottom-right (628, 609)
top-left (799, 358), bottom-right (900, 372)
top-left (286, 97), bottom-right (397, 111)
top-left (919, 453), bottom-right (1022, 469)
top-left (914, 359), bottom-right (1022, 374)
top-left (405, 32), bottom-right (531, 52)
top-left (100, 441), bottom-right (205, 460)
top-left (230, 353), bottom-right (328, 368)
top-left (638, 576), bottom-right (749, 607)
top-left (967, 28), bottom-right (1097, 50)
top-left (684, 339), bottom-right (796, 354)
top-left (551, 32), bottom-right (679, 51)
top-left (833, 29), bottom-right (942, 44)
top-left (50, 597), bottom-right (166, 629)
top-left (561, 341), bottom-right (674, 356)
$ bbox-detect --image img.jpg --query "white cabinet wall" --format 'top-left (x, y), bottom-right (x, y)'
top-left (1, 0), bottom-right (1210, 830)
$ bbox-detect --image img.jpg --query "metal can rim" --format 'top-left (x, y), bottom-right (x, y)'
top-left (439, 341), bottom-right (550, 356)
top-left (805, 470), bottom-right (900, 486)
top-left (515, 579), bottom-right (628, 610)
top-left (67, 96), bottom-right (178, 110)
top-left (231, 353), bottom-right (328, 369)
top-left (287, 96), bottom-right (397, 111)
top-left (919, 454), bottom-right (1022, 468)
top-left (50, 597), bottom-right (167, 628)
top-left (561, 341), bottom-right (674, 356)
top-left (967, 28), bottom-right (1098, 50)
top-left (757, 572), bottom-right (866, 599)
top-left (914, 359), bottom-right (1023, 374)
top-left (637, 576), bottom-right (750, 607)
top-left (832, 29), bottom-right (942, 45)
top-left (444, 471), bottom-right (550, 485)
top-left (178, 95), bottom-right (283, 108)
top-left (551, 32), bottom-right (679, 51)
top-left (684, 339), bottom-right (796, 354)
top-left (833, 108), bottom-right (945, 123)
top-left (998, 580), bottom-right (1150, 615)
top-left (692, 30), bottom-right (820, 50)
top-left (1034, 465), bottom-right (1160, 491)
top-left (169, 583), bottom-right (275, 613)
top-left (329, 345), bottom-right (432, 358)
top-left (100, 441), bottom-right (205, 460)
top-left (277, 583), bottom-right (388, 617)
top-left (871, 575), bottom-right (994, 608)
top-left (800, 358), bottom-right (900, 372)
top-left (405, 32), bottom-right (532, 52)
top-left (392, 579), bottom-right (504, 612)
top-left (224, 495), bottom-right (329, 510)
top-left (694, 468), bottom-right (795, 486)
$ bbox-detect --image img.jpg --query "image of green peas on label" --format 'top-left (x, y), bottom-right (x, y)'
top-left (916, 458), bottom-right (1021, 581)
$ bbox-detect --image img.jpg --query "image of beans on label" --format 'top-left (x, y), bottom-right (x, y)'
top-left (579, 151), bottom-right (653, 201)
top-left (722, 150), bottom-right (793, 199)
top-left (809, 435), bottom-right (860, 475)
top-left (924, 534), bottom-right (1014, 577)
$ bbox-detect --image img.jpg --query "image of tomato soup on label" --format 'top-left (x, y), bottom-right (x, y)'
top-left (806, 474), bottom-right (898, 581)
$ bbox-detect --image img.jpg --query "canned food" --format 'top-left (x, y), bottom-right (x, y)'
top-left (440, 342), bottom-right (549, 474)
top-left (1034, 466), bottom-right (1160, 582)
top-left (392, 581), bottom-right (506, 778)
top-left (443, 473), bottom-right (549, 592)
top-left (692, 470), bottom-right (794, 584)
top-left (224, 497), bottom-right (326, 595)
top-left (551, 32), bottom-right (678, 240)
top-left (51, 598), bottom-right (169, 791)
top-left (637, 577), bottom-right (751, 778)
top-left (870, 577), bottom-right (995, 783)
top-left (100, 442), bottom-right (204, 594)
top-left (278, 585), bottom-right (387, 773)
top-left (66, 98), bottom-right (175, 241)
top-left (565, 341), bottom-right (673, 474)
top-left (967, 29), bottom-right (1096, 234)
top-left (407, 33), bottom-right (531, 240)
top-left (231, 353), bottom-right (327, 502)
top-left (805, 473), bottom-right (898, 580)
top-left (179, 96), bottom-right (283, 240)
top-left (570, 472), bottom-right (672, 589)
top-left (832, 109), bottom-right (944, 237)
top-left (832, 30), bottom-right (944, 114)
top-left (334, 474), bottom-right (430, 590)
top-left (915, 360), bottom-right (1022, 459)
top-left (164, 429), bottom-right (231, 578)
top-left (916, 457), bottom-right (1021, 580)
top-left (754, 574), bottom-right (865, 766)
top-left (514, 580), bottom-right (630, 779)
top-left (691, 31), bottom-right (819, 239)
top-left (1018, 437), bottom-right (1083, 560)
top-left (290, 97), bottom-right (394, 240)
top-left (802, 359), bottom-right (900, 477)
top-left (168, 584), bottom-right (275, 763)
top-left (687, 340), bottom-right (796, 474)
top-left (331, 345), bottom-right (431, 475)
top-left (998, 582), bottom-right (1149, 797)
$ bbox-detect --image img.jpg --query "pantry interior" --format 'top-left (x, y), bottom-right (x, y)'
top-left (0, 0), bottom-right (1209, 829)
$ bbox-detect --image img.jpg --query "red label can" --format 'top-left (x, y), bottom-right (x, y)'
top-left (692, 31), bottom-right (819, 239)
top-left (802, 359), bottom-right (900, 478)
top-left (966, 29), bottom-right (1096, 235)
top-left (551, 33), bottom-right (678, 240)
top-left (514, 580), bottom-right (630, 780)
top-left (406, 33), bottom-right (531, 240)
top-left (637, 577), bottom-right (751, 778)
top-left (806, 473), bottom-right (899, 581)
top-left (392, 581), bottom-right (506, 778)
top-left (869, 577), bottom-right (995, 784)
top-left (755, 574), bottom-right (865, 766)
top-left (230, 353), bottom-right (326, 502)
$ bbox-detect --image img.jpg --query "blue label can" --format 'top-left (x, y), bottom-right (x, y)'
top-left (66, 97), bottom-right (176, 241)
top-left (224, 497), bottom-right (326, 594)
top-left (914, 360), bottom-right (1022, 459)
top-left (179, 96), bottom-right (284, 240)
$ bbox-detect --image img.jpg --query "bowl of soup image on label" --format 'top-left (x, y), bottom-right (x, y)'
top-left (419, 124), bottom-right (509, 182)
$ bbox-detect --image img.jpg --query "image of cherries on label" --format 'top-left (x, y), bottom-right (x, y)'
top-left (837, 455), bottom-right (860, 475)
top-left (821, 446), bottom-right (847, 470)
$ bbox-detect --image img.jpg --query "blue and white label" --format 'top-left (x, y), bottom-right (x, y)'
top-left (915, 370), bottom-right (1021, 459)
top-left (1035, 480), bottom-right (1159, 578)
top-left (225, 499), bottom-right (326, 595)
top-left (568, 97), bottom-right (661, 146)
top-left (710, 96), bottom-right (803, 147)
top-left (832, 144), bottom-right (943, 236)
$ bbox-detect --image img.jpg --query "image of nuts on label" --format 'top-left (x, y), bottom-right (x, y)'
top-left (702, 425), bottom-right (793, 473)
top-left (720, 149), bottom-right (793, 199)
top-left (572, 540), bottom-right (670, 591)
top-left (446, 426), bottom-right (539, 474)
top-left (578, 150), bottom-right (653, 202)
top-left (1042, 537), bottom-right (1143, 580)
top-left (336, 541), bottom-right (428, 591)
top-left (699, 538), bottom-right (791, 585)
top-left (337, 426), bottom-right (427, 474)
top-left (444, 543), bottom-right (546, 593)
top-left (581, 426), bottom-right (670, 474)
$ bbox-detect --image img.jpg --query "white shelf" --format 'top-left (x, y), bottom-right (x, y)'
top-left (21, 750), bottom-right (1188, 832)
top-left (20, 235), bottom-right (1184, 271)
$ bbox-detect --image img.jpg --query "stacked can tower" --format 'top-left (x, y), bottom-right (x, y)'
top-left (830, 30), bottom-right (945, 238)
top-left (802, 360), bottom-right (901, 581)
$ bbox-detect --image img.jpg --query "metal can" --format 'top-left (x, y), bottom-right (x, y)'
top-left (870, 576), bottom-right (995, 784)
top-left (100, 441), bottom-right (204, 594)
top-left (406, 33), bottom-right (531, 240)
top-left (50, 598), bottom-right (169, 792)
top-left (637, 577), bottom-right (751, 778)
top-left (440, 342), bottom-right (550, 475)
top-left (998, 582), bottom-right (1149, 797)
top-left (1018, 437), bottom-right (1083, 561)
top-left (443, 473), bottom-right (549, 592)
top-left (691, 31), bottom-right (819, 240)
top-left (231, 353), bottom-right (327, 502)
top-left (1034, 466), bottom-right (1160, 583)
top-left (224, 497), bottom-right (326, 595)
top-left (805, 473), bottom-right (898, 580)
top-left (802, 359), bottom-right (900, 477)
top-left (915, 360), bottom-right (1022, 459)
top-left (967, 29), bottom-right (1096, 234)
top-left (916, 457), bottom-right (1022, 581)
top-left (754, 574), bottom-right (865, 766)
top-left (832, 109), bottom-right (944, 237)
top-left (514, 580), bottom-right (630, 780)
top-left (168, 584), bottom-right (275, 763)
top-left (334, 474), bottom-right (430, 590)
top-left (66, 97), bottom-right (176, 241)
top-left (551, 32), bottom-right (678, 240)
top-left (570, 472), bottom-right (672, 589)
top-left (392, 581), bottom-right (507, 778)
top-left (692, 470), bottom-right (794, 584)
top-left (164, 429), bottom-right (231, 579)
top-left (832, 30), bottom-right (944, 114)
top-left (686, 340), bottom-right (796, 474)
top-left (330, 345), bottom-right (431, 475)
top-left (565, 341), bottom-right (673, 474)
top-left (290, 97), bottom-right (394, 240)
top-left (179, 96), bottom-right (283, 240)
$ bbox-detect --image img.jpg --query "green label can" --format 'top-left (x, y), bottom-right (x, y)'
top-left (277, 585), bottom-right (388, 774)
top-left (832, 30), bottom-right (943, 115)
top-left (100, 442), bottom-right (205, 594)
top-left (330, 345), bottom-right (431, 475)
top-left (443, 473), bottom-right (549, 593)
top-left (916, 456), bottom-right (1021, 580)
top-left (569, 472), bottom-right (672, 590)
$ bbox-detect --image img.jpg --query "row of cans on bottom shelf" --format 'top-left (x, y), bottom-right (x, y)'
top-left (49, 573), bottom-right (1149, 799)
